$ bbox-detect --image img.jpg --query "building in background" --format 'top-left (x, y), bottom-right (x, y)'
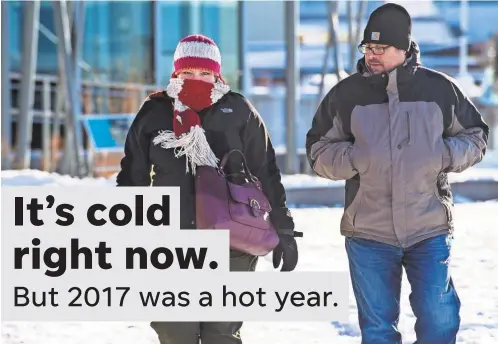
top-left (4, 0), bottom-right (498, 175)
top-left (5, 0), bottom-right (243, 174)
top-left (244, 0), bottom-right (498, 151)
top-left (7, 1), bottom-right (242, 88)
top-left (247, 0), bottom-right (497, 87)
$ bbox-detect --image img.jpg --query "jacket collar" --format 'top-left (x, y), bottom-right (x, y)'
top-left (356, 41), bottom-right (421, 90)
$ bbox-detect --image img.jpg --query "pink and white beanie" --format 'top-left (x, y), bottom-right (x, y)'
top-left (171, 34), bottom-right (224, 82)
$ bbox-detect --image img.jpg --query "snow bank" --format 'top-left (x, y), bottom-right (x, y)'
top-left (1, 170), bottom-right (115, 187)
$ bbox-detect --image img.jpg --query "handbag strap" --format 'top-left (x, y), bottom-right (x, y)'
top-left (219, 149), bottom-right (258, 182)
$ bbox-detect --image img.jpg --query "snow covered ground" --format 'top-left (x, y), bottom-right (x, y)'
top-left (1, 168), bottom-right (498, 343)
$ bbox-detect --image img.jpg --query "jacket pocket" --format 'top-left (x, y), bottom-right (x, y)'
top-left (434, 134), bottom-right (452, 174)
top-left (434, 181), bottom-right (453, 227)
top-left (343, 184), bottom-right (364, 233)
top-left (441, 140), bottom-right (452, 172)
top-left (352, 191), bottom-right (363, 229)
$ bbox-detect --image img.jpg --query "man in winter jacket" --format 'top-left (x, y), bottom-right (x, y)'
top-left (306, 3), bottom-right (489, 343)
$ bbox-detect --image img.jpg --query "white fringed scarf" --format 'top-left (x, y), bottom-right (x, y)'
top-left (153, 78), bottom-right (230, 174)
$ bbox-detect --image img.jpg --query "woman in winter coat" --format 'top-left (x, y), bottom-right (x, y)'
top-left (116, 34), bottom-right (300, 344)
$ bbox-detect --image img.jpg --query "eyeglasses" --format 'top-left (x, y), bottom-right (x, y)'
top-left (358, 44), bottom-right (391, 55)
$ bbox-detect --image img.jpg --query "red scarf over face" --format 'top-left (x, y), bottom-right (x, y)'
top-left (153, 78), bottom-right (231, 174)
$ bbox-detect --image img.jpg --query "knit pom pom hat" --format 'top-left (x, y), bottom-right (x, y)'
top-left (171, 34), bottom-right (224, 82)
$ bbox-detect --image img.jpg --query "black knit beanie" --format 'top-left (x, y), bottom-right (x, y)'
top-left (361, 3), bottom-right (412, 51)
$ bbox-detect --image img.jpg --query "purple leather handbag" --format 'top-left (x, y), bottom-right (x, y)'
top-left (195, 149), bottom-right (280, 256)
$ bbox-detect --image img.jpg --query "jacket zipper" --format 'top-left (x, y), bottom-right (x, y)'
top-left (406, 112), bottom-right (411, 145)
top-left (388, 106), bottom-right (401, 247)
top-left (399, 112), bottom-right (412, 147)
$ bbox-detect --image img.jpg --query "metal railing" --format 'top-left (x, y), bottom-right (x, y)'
top-left (5, 72), bottom-right (159, 175)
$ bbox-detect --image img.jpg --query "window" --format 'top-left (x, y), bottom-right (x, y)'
top-left (8, 1), bottom-right (154, 84)
top-left (154, 1), bottom-right (188, 86)
top-left (83, 2), bottom-right (154, 84)
top-left (200, 1), bottom-right (240, 89)
top-left (37, 2), bottom-right (58, 74)
top-left (7, 1), bottom-right (24, 72)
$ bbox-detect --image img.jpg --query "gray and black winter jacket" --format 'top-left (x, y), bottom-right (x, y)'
top-left (306, 41), bottom-right (489, 248)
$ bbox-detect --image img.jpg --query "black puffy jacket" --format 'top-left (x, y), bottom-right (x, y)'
top-left (116, 90), bottom-right (295, 234)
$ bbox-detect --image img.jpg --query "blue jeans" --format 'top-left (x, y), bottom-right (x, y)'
top-left (345, 234), bottom-right (461, 344)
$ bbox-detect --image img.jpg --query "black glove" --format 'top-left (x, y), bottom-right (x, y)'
top-left (272, 233), bottom-right (300, 272)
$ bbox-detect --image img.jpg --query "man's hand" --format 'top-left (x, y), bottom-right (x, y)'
top-left (272, 233), bottom-right (299, 271)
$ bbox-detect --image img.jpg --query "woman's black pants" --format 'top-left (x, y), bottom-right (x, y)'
top-left (150, 250), bottom-right (258, 344)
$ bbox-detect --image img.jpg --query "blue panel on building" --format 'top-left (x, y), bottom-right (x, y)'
top-left (80, 114), bottom-right (135, 151)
